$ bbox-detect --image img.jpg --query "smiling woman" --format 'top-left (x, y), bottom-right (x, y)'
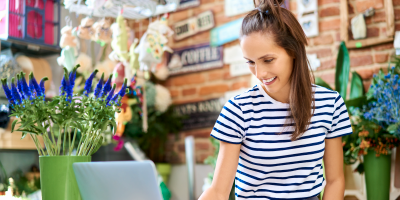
top-left (198, 0), bottom-right (352, 200)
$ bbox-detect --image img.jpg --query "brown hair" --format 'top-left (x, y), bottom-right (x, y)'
top-left (241, 0), bottom-right (315, 140)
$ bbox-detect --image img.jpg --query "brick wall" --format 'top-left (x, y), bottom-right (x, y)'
top-left (131, 0), bottom-right (399, 164)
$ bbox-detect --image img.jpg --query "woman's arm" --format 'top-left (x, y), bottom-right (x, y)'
top-left (198, 141), bottom-right (241, 200)
top-left (323, 137), bottom-right (345, 200)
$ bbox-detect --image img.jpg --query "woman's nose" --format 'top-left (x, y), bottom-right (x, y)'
top-left (255, 64), bottom-right (268, 79)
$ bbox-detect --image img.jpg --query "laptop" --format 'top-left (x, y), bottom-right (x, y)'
top-left (73, 160), bottom-right (163, 200)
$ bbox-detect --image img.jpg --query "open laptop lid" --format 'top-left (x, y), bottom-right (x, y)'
top-left (73, 160), bottom-right (163, 200)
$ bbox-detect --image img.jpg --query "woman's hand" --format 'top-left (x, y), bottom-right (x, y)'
top-left (198, 141), bottom-right (241, 200)
top-left (323, 137), bottom-right (345, 200)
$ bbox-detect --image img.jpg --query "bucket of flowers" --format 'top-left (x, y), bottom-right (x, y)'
top-left (1, 65), bottom-right (128, 200)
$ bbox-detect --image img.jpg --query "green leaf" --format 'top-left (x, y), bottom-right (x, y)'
top-left (345, 96), bottom-right (367, 108)
top-left (21, 132), bottom-right (28, 139)
top-left (387, 123), bottom-right (399, 134)
top-left (335, 41), bottom-right (350, 100)
top-left (11, 120), bottom-right (18, 133)
top-left (315, 77), bottom-right (333, 90)
top-left (349, 71), bottom-right (364, 99)
top-left (16, 129), bottom-right (38, 135)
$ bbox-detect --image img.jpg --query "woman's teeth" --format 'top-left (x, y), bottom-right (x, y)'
top-left (264, 76), bottom-right (277, 83)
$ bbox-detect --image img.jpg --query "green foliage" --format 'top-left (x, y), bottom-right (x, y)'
top-left (0, 160), bottom-right (8, 192)
top-left (335, 41), bottom-right (351, 100)
top-left (9, 170), bottom-right (40, 196)
top-left (124, 105), bottom-right (184, 162)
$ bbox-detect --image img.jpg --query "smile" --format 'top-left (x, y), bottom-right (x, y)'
top-left (263, 76), bottom-right (277, 83)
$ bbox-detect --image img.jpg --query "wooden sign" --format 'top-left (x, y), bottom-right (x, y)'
top-left (174, 98), bottom-right (224, 130)
top-left (174, 10), bottom-right (214, 41)
top-left (210, 18), bottom-right (243, 47)
top-left (178, 0), bottom-right (200, 10)
top-left (167, 43), bottom-right (223, 75)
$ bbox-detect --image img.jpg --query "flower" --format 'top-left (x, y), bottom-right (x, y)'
top-left (29, 72), bottom-right (43, 97)
top-left (39, 77), bottom-right (48, 99)
top-left (69, 65), bottom-right (80, 91)
top-left (20, 72), bottom-right (31, 99)
top-left (360, 140), bottom-right (370, 149)
top-left (100, 74), bottom-right (113, 98)
top-left (106, 84), bottom-right (116, 106)
top-left (10, 78), bottom-right (22, 105)
top-left (94, 73), bottom-right (105, 98)
top-left (1, 78), bottom-right (14, 104)
top-left (83, 69), bottom-right (98, 96)
top-left (358, 130), bottom-right (369, 137)
top-left (16, 74), bottom-right (26, 100)
top-left (117, 78), bottom-right (128, 98)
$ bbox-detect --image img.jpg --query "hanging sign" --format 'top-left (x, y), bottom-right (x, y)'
top-left (174, 98), bottom-right (224, 130)
top-left (178, 0), bottom-right (200, 10)
top-left (225, 0), bottom-right (254, 17)
top-left (168, 43), bottom-right (223, 75)
top-left (174, 10), bottom-right (214, 41)
top-left (210, 18), bottom-right (243, 47)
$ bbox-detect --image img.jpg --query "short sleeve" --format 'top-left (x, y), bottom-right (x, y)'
top-left (210, 98), bottom-right (246, 144)
top-left (326, 93), bottom-right (353, 139)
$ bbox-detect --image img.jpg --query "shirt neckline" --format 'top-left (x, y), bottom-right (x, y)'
top-left (257, 84), bottom-right (290, 107)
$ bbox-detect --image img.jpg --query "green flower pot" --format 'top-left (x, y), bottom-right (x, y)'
top-left (364, 150), bottom-right (391, 200)
top-left (156, 163), bottom-right (171, 184)
top-left (39, 156), bottom-right (91, 200)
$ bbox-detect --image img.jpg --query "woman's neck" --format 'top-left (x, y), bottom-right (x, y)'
top-left (261, 82), bottom-right (291, 104)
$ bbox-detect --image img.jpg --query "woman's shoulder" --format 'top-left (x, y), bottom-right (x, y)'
top-left (231, 85), bottom-right (263, 102)
top-left (312, 84), bottom-right (338, 97)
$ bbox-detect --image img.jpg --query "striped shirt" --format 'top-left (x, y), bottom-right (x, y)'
top-left (210, 84), bottom-right (352, 199)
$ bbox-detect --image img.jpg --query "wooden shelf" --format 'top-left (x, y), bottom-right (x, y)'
top-left (346, 37), bottom-right (394, 49)
top-left (0, 118), bottom-right (44, 150)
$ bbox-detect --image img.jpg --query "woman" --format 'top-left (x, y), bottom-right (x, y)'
top-left (199, 0), bottom-right (351, 199)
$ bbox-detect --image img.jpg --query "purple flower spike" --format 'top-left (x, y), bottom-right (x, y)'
top-left (100, 74), bottom-right (113, 98)
top-left (94, 73), bottom-right (105, 98)
top-left (39, 77), bottom-right (48, 99)
top-left (106, 84), bottom-right (116, 106)
top-left (16, 74), bottom-right (26, 100)
top-left (29, 72), bottom-right (42, 97)
top-left (10, 78), bottom-right (22, 105)
top-left (59, 68), bottom-right (69, 96)
top-left (69, 65), bottom-right (80, 91)
top-left (111, 93), bottom-right (119, 103)
top-left (83, 69), bottom-right (98, 96)
top-left (20, 72), bottom-right (31, 99)
top-left (117, 78), bottom-right (128, 98)
top-left (1, 79), bottom-right (14, 104)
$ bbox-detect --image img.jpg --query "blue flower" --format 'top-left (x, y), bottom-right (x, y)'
top-left (20, 72), bottom-right (31, 99)
top-left (117, 78), bottom-right (128, 98)
top-left (106, 84), bottom-right (116, 106)
top-left (100, 74), bottom-right (113, 98)
top-left (10, 78), bottom-right (22, 105)
top-left (39, 77), bottom-right (48, 99)
top-left (94, 73), bottom-right (105, 98)
top-left (29, 72), bottom-right (42, 97)
top-left (111, 93), bottom-right (119, 103)
top-left (83, 69), bottom-right (98, 96)
top-left (16, 74), bottom-right (26, 100)
top-left (69, 65), bottom-right (80, 92)
top-left (1, 79), bottom-right (14, 104)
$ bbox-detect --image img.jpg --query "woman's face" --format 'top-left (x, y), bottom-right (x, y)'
top-left (240, 32), bottom-right (293, 96)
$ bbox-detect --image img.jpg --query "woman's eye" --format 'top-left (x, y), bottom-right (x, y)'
top-left (246, 61), bottom-right (255, 66)
top-left (265, 58), bottom-right (274, 63)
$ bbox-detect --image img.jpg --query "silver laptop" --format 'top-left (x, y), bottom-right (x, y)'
top-left (73, 160), bottom-right (163, 200)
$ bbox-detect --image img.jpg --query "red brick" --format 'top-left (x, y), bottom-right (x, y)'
top-left (171, 10), bottom-right (189, 22)
top-left (355, 0), bottom-right (383, 13)
top-left (231, 81), bottom-right (250, 90)
top-left (363, 80), bottom-right (372, 92)
top-left (199, 84), bottom-right (229, 95)
top-left (178, 144), bottom-right (185, 152)
top-left (396, 9), bottom-right (400, 20)
top-left (169, 89), bottom-right (179, 98)
top-left (396, 23), bottom-right (400, 31)
top-left (192, 31), bottom-right (210, 42)
top-left (319, 7), bottom-right (340, 17)
top-left (208, 70), bottom-right (224, 81)
top-left (372, 11), bottom-right (386, 23)
top-left (318, 0), bottom-right (339, 5)
top-left (193, 4), bottom-right (224, 15)
top-left (182, 88), bottom-right (197, 96)
top-left (367, 27), bottom-right (380, 37)
top-left (224, 71), bottom-right (233, 79)
top-left (318, 72), bottom-right (336, 84)
top-left (348, 3), bottom-right (355, 14)
top-left (318, 59), bottom-right (336, 70)
top-left (172, 73), bottom-right (206, 86)
top-left (308, 48), bottom-right (332, 58)
top-left (313, 34), bottom-right (334, 45)
top-left (350, 55), bottom-right (374, 67)
top-left (319, 19), bottom-right (341, 32)
top-left (356, 68), bottom-right (374, 79)
top-left (215, 14), bottom-right (232, 26)
top-left (185, 129), bottom-right (213, 138)
top-left (335, 32), bottom-right (341, 42)
top-left (373, 43), bottom-right (394, 51)
top-left (197, 152), bottom-right (213, 163)
top-left (394, 0), bottom-right (400, 6)
top-left (374, 53), bottom-right (389, 63)
top-left (195, 142), bottom-right (211, 150)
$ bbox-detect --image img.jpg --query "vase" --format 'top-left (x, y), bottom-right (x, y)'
top-left (39, 156), bottom-right (91, 200)
top-left (364, 149), bottom-right (391, 200)
top-left (156, 163), bottom-right (172, 184)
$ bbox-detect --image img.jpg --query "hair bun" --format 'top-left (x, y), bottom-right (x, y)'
top-left (256, 0), bottom-right (284, 11)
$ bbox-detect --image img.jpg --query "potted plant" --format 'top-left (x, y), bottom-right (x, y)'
top-left (1, 65), bottom-right (128, 200)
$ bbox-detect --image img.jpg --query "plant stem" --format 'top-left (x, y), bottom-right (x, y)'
top-left (87, 133), bottom-right (101, 156)
top-left (69, 128), bottom-right (77, 155)
top-left (34, 135), bottom-right (46, 156)
top-left (76, 133), bottom-right (85, 156)
top-left (30, 134), bottom-right (42, 156)
top-left (63, 124), bottom-right (68, 155)
top-left (80, 121), bottom-right (94, 156)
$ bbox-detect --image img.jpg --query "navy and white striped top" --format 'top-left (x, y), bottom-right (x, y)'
top-left (210, 84), bottom-right (352, 199)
